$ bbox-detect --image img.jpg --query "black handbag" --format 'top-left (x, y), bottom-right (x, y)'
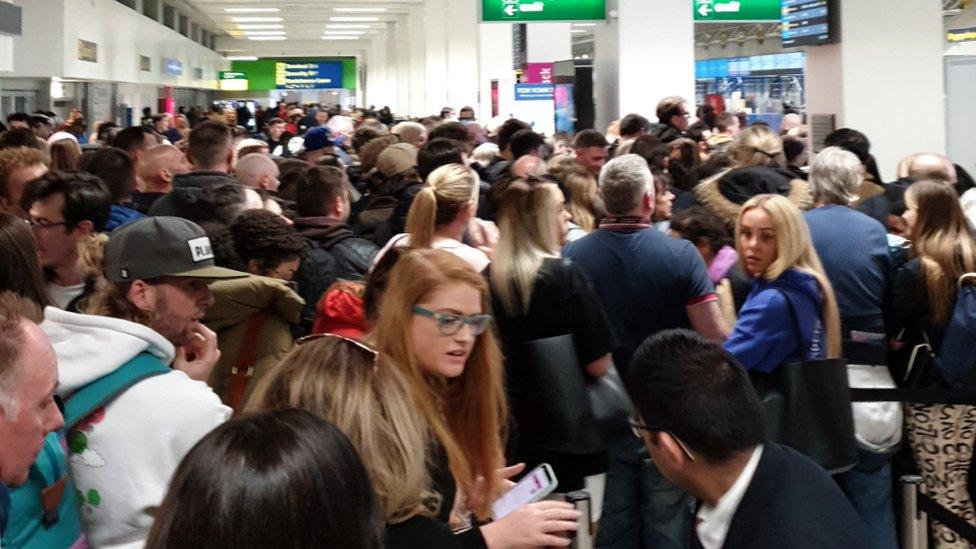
top-left (521, 334), bottom-right (632, 455)
top-left (750, 290), bottom-right (857, 474)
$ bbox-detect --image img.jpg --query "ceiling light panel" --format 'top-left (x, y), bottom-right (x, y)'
top-left (248, 36), bottom-right (287, 41)
top-left (242, 30), bottom-right (286, 35)
top-left (333, 7), bottom-right (388, 12)
top-left (232, 16), bottom-right (283, 22)
top-left (236, 24), bottom-right (284, 29)
top-left (225, 7), bottom-right (280, 13)
top-left (330, 16), bottom-right (379, 22)
top-left (322, 36), bottom-right (360, 40)
top-left (326, 24), bottom-right (372, 29)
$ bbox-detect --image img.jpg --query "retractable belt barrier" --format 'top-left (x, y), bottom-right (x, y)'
top-left (850, 389), bottom-right (976, 547)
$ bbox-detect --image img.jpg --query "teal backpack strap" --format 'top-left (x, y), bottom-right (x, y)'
top-left (64, 352), bottom-right (171, 430)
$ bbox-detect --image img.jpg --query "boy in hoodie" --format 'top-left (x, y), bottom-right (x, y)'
top-left (148, 121), bottom-right (237, 218)
top-left (41, 217), bottom-right (245, 549)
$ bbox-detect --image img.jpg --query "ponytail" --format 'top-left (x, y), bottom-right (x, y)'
top-left (404, 164), bottom-right (478, 249)
top-left (405, 186), bottom-right (439, 249)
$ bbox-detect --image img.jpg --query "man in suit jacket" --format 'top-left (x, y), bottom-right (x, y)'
top-left (626, 330), bottom-right (870, 548)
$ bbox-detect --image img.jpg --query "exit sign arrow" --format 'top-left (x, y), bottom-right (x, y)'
top-left (504, 3), bottom-right (516, 16)
top-left (698, 4), bottom-right (712, 17)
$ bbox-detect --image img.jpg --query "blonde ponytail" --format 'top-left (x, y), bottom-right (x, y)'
top-left (405, 186), bottom-right (439, 249)
top-left (404, 164), bottom-right (478, 249)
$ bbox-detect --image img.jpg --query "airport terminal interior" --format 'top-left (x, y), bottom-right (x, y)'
top-left (1, 0), bottom-right (976, 548)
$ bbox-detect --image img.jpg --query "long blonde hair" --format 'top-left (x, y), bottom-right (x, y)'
top-left (562, 168), bottom-right (598, 232)
top-left (736, 194), bottom-right (842, 358)
top-left (244, 336), bottom-right (439, 524)
top-left (907, 180), bottom-right (976, 324)
top-left (405, 164), bottom-right (478, 249)
top-left (371, 249), bottom-right (507, 520)
top-left (491, 180), bottom-right (562, 315)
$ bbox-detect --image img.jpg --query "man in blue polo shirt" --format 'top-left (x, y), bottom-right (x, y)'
top-left (563, 154), bottom-right (729, 549)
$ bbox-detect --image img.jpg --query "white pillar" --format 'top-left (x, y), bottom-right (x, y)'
top-left (423, 0), bottom-right (450, 115)
top-left (407, 5), bottom-right (427, 117)
top-left (445, 0), bottom-right (480, 113)
top-left (526, 23), bottom-right (572, 62)
top-left (478, 23), bottom-right (514, 123)
top-left (594, 0), bottom-right (695, 133)
top-left (806, 0), bottom-right (945, 181)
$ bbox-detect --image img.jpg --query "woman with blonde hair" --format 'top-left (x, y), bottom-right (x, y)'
top-left (244, 335), bottom-right (448, 544)
top-left (374, 164), bottom-right (489, 272)
top-left (695, 125), bottom-right (812, 227)
top-left (724, 193), bottom-right (841, 373)
top-left (561, 167), bottom-right (599, 235)
top-left (373, 248), bottom-right (580, 547)
top-left (488, 178), bottom-right (615, 503)
top-left (889, 180), bottom-right (976, 549)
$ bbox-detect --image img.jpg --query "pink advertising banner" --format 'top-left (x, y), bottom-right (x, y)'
top-left (523, 63), bottom-right (554, 84)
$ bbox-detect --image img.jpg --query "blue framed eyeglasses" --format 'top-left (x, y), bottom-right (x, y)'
top-left (412, 305), bottom-right (492, 336)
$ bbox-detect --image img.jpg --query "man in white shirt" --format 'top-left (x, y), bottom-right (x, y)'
top-left (626, 329), bottom-right (869, 549)
top-left (22, 171), bottom-right (112, 311)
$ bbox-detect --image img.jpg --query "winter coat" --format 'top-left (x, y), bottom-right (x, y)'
top-left (695, 166), bottom-right (813, 227)
top-left (105, 204), bottom-right (145, 232)
top-left (203, 275), bottom-right (304, 409)
top-left (147, 171), bottom-right (238, 218)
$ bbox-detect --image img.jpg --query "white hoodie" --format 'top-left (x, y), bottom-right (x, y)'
top-left (41, 307), bottom-right (231, 549)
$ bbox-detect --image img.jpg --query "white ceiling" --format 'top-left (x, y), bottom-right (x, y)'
top-left (184, 0), bottom-right (422, 49)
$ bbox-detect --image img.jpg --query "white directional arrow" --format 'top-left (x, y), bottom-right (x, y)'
top-left (504, 4), bottom-right (516, 16)
top-left (698, 4), bottom-right (712, 17)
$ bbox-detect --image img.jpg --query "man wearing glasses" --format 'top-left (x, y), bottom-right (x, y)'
top-left (626, 329), bottom-right (868, 549)
top-left (648, 96), bottom-right (692, 144)
top-left (22, 171), bottom-right (112, 311)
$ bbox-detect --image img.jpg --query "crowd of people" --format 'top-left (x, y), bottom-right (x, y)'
top-left (1, 94), bottom-right (975, 549)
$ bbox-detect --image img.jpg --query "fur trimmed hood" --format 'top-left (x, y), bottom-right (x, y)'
top-left (694, 166), bottom-right (812, 226)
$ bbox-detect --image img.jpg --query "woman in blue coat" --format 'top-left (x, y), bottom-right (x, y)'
top-left (724, 194), bottom-right (842, 372)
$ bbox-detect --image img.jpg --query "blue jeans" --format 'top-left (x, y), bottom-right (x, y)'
top-left (596, 434), bottom-right (692, 549)
top-left (835, 447), bottom-right (898, 549)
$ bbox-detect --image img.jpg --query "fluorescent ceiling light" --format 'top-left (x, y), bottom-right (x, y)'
top-left (330, 16), bottom-right (379, 22)
top-left (226, 55), bottom-right (258, 60)
top-left (322, 36), bottom-right (359, 40)
top-left (236, 24), bottom-right (284, 29)
top-left (248, 36), bottom-right (287, 41)
top-left (225, 7), bottom-right (280, 13)
top-left (571, 29), bottom-right (587, 33)
top-left (333, 7), bottom-right (387, 12)
top-left (326, 24), bottom-right (371, 29)
top-left (232, 16), bottom-right (283, 22)
top-left (242, 30), bottom-right (286, 35)
top-left (323, 30), bottom-right (364, 35)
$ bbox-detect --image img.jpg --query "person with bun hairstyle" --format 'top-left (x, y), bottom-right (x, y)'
top-left (374, 164), bottom-right (489, 272)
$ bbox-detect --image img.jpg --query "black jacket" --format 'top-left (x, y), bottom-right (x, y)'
top-left (293, 216), bottom-right (378, 331)
top-left (147, 171), bottom-right (238, 218)
top-left (648, 122), bottom-right (683, 143)
top-left (690, 443), bottom-right (870, 549)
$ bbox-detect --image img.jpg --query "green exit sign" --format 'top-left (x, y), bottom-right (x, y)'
top-left (694, 0), bottom-right (781, 22)
top-left (481, 0), bottom-right (606, 23)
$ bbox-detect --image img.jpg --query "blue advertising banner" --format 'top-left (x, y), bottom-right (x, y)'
top-left (515, 83), bottom-right (554, 101)
top-left (274, 61), bottom-right (343, 89)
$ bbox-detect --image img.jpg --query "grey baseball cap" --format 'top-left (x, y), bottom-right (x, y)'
top-left (104, 217), bottom-right (247, 282)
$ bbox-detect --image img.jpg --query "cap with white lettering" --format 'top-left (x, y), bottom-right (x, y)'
top-left (104, 217), bottom-right (247, 282)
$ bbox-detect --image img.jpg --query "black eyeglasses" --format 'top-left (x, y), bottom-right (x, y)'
top-left (413, 305), bottom-right (492, 336)
top-left (629, 417), bottom-right (696, 462)
top-left (26, 217), bottom-right (69, 230)
top-left (295, 333), bottom-right (379, 372)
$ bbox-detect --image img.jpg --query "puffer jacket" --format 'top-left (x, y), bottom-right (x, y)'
top-left (203, 275), bottom-right (305, 411)
top-left (694, 166), bottom-right (813, 227)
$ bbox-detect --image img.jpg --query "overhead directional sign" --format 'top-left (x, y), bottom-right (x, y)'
top-left (481, 0), bottom-right (606, 23)
top-left (694, 0), bottom-right (781, 22)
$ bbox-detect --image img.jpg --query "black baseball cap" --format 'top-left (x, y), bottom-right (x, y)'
top-left (104, 217), bottom-right (247, 282)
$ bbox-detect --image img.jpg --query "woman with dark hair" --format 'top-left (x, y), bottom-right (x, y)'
top-left (890, 180), bottom-right (976, 549)
top-left (0, 212), bottom-right (52, 307)
top-left (49, 138), bottom-right (82, 172)
top-left (146, 409), bottom-right (384, 549)
top-left (229, 209), bottom-right (308, 281)
top-left (79, 147), bottom-right (145, 231)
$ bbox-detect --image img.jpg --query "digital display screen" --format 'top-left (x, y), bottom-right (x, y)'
top-left (781, 0), bottom-right (834, 48)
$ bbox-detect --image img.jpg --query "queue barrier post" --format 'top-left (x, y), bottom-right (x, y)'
top-left (900, 475), bottom-right (928, 549)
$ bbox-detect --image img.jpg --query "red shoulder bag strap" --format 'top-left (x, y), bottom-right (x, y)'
top-left (227, 311), bottom-right (270, 414)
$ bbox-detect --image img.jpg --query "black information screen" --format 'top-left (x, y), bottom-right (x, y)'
top-left (781, 0), bottom-right (833, 48)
